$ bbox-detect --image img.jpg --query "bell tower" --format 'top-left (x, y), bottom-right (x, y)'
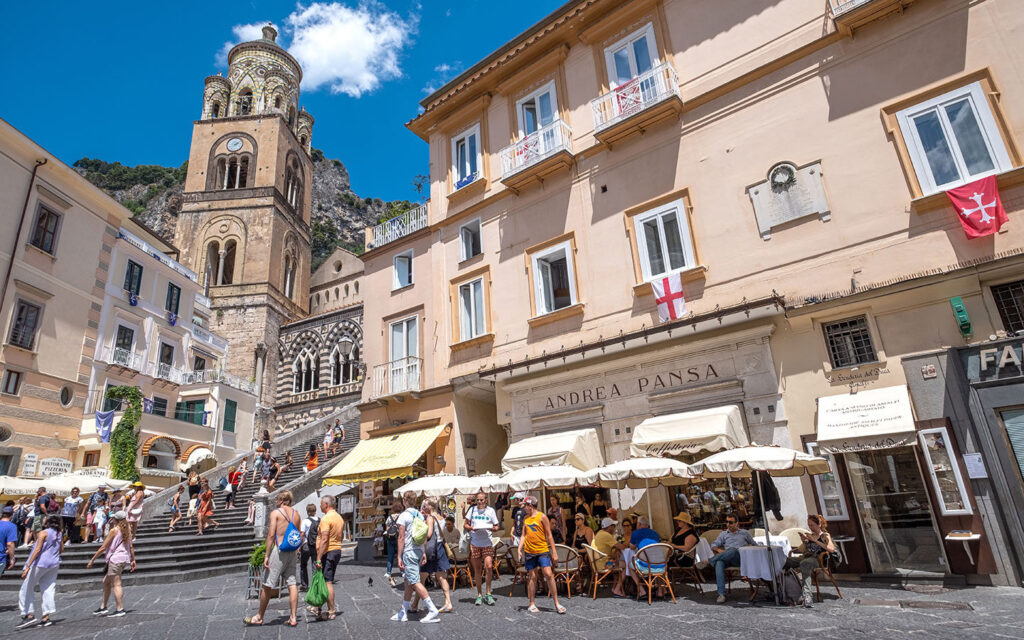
top-left (174, 24), bottom-right (314, 412)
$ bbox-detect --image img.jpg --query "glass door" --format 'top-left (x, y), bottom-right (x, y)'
top-left (844, 447), bottom-right (947, 574)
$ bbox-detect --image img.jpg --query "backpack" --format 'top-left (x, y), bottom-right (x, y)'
top-left (408, 509), bottom-right (429, 545)
top-left (386, 514), bottom-right (399, 539)
top-left (780, 569), bottom-right (803, 605)
top-left (277, 508), bottom-right (303, 552)
top-left (306, 516), bottom-right (321, 552)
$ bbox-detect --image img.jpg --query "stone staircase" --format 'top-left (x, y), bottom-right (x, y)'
top-left (0, 413), bottom-right (361, 592)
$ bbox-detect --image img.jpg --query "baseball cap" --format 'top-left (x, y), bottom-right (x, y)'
top-left (1, 506), bottom-right (13, 516)
top-left (601, 517), bottom-right (617, 529)
top-left (523, 495), bottom-right (538, 506)
top-left (110, 510), bottom-right (128, 521)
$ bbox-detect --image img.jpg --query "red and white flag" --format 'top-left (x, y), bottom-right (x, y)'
top-left (652, 272), bottom-right (686, 322)
top-left (946, 175), bottom-right (1008, 238)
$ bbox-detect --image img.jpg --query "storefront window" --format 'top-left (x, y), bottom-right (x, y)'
top-left (806, 442), bottom-right (849, 520)
top-left (999, 408), bottom-right (1024, 488)
top-left (672, 477), bottom-right (755, 530)
top-left (919, 427), bottom-right (973, 516)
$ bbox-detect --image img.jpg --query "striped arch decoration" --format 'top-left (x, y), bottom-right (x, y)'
top-left (180, 443), bottom-right (210, 463)
top-left (141, 435), bottom-right (181, 459)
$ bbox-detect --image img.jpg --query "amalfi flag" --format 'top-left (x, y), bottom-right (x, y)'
top-left (946, 175), bottom-right (1008, 239)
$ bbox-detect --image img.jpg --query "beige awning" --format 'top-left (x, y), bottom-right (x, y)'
top-left (501, 428), bottom-right (605, 472)
top-left (816, 385), bottom-right (917, 454)
top-left (630, 405), bottom-right (748, 457)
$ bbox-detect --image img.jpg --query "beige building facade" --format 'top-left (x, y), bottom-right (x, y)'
top-left (359, 0), bottom-right (1024, 584)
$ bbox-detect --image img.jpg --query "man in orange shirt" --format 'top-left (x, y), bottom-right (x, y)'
top-left (517, 496), bottom-right (565, 614)
top-left (315, 494), bottom-right (345, 621)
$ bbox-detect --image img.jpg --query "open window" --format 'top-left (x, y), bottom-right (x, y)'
top-left (517, 82), bottom-right (558, 138)
top-left (393, 250), bottom-right (413, 289)
top-left (530, 240), bottom-right (578, 316)
top-left (459, 218), bottom-right (482, 261)
top-left (452, 124), bottom-right (482, 191)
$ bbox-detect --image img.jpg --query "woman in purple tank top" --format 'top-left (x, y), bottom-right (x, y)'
top-left (17, 515), bottom-right (63, 629)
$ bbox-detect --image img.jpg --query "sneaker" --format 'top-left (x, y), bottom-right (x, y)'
top-left (108, 609), bottom-right (127, 618)
top-left (474, 595), bottom-right (483, 606)
top-left (716, 595), bottom-right (727, 604)
top-left (420, 610), bottom-right (440, 624)
top-left (92, 607), bottom-right (109, 616)
top-left (484, 593), bottom-right (495, 606)
top-left (16, 617), bottom-right (38, 630)
top-left (390, 610), bottom-right (408, 622)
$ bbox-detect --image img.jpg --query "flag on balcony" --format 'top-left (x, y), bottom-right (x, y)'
top-left (946, 176), bottom-right (1007, 238)
top-left (652, 272), bottom-right (687, 322)
top-left (142, 398), bottom-right (154, 414)
top-left (95, 410), bottom-right (115, 443)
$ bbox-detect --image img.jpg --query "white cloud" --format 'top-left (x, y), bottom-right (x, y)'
top-left (421, 60), bottom-right (461, 96)
top-left (286, 2), bottom-right (417, 97)
top-left (215, 22), bottom-right (272, 67)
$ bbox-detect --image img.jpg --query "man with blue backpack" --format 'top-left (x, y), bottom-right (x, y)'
top-left (391, 490), bottom-right (440, 624)
top-left (244, 490), bottom-right (303, 627)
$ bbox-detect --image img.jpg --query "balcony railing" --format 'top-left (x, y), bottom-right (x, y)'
top-left (368, 204), bottom-right (428, 249)
top-left (829, 0), bottom-right (874, 15)
top-left (187, 369), bottom-right (258, 395)
top-left (190, 323), bottom-right (229, 351)
top-left (371, 356), bottom-right (422, 399)
top-left (99, 346), bottom-right (143, 371)
top-left (590, 62), bottom-right (680, 132)
top-left (118, 227), bottom-right (198, 283)
top-left (194, 292), bottom-right (212, 309)
top-left (499, 119), bottom-right (573, 179)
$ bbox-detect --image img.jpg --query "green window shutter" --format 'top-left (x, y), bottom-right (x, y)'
top-left (166, 284), bottom-right (181, 314)
top-left (152, 397), bottom-right (167, 417)
top-left (174, 402), bottom-right (185, 421)
top-left (223, 399), bottom-right (237, 432)
top-left (124, 260), bottom-right (143, 294)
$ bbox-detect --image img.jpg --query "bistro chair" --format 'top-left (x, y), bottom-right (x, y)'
top-left (751, 528), bottom-right (766, 538)
top-left (669, 547), bottom-right (704, 595)
top-left (449, 548), bottom-right (474, 590)
top-left (492, 539), bottom-right (507, 579)
top-left (632, 543), bottom-right (676, 605)
top-left (699, 529), bottom-right (723, 547)
top-left (552, 544), bottom-right (581, 599)
top-left (504, 547), bottom-right (530, 597)
top-left (582, 543), bottom-right (621, 600)
top-left (811, 551), bottom-right (843, 602)
top-left (779, 527), bottom-right (810, 551)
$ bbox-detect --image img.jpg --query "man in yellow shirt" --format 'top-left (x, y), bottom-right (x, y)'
top-left (316, 494), bottom-right (345, 620)
top-left (516, 496), bottom-right (565, 614)
top-left (592, 517), bottom-right (630, 598)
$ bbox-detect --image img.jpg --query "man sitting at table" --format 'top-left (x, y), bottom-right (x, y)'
top-left (708, 516), bottom-right (756, 603)
top-left (629, 516), bottom-right (664, 599)
top-left (592, 517), bottom-right (631, 598)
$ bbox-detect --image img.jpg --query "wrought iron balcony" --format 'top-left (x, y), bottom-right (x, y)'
top-left (499, 119), bottom-right (574, 189)
top-left (830, 0), bottom-right (874, 15)
top-left (829, 0), bottom-right (915, 34)
top-left (370, 356), bottom-right (422, 399)
top-left (100, 346), bottom-right (143, 371)
top-left (590, 62), bottom-right (682, 145)
top-left (118, 227), bottom-right (198, 283)
top-left (367, 204), bottom-right (428, 250)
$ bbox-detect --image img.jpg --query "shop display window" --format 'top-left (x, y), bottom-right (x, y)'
top-left (919, 427), bottom-right (973, 516)
top-left (806, 442), bottom-right (849, 520)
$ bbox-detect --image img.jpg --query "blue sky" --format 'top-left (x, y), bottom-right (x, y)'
top-left (2, 1), bottom-right (565, 202)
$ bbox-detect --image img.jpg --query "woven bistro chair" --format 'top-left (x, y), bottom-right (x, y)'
top-left (551, 544), bottom-right (581, 599)
top-left (581, 543), bottom-right (621, 600)
top-left (669, 547), bottom-right (704, 595)
top-left (449, 546), bottom-right (474, 590)
top-left (811, 551), bottom-right (844, 601)
top-left (504, 547), bottom-right (530, 597)
top-left (632, 543), bottom-right (676, 605)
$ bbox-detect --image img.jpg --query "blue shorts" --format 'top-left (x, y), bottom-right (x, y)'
top-left (402, 548), bottom-right (424, 585)
top-left (524, 552), bottom-right (552, 571)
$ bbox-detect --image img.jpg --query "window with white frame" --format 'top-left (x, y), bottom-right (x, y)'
top-left (805, 442), bottom-right (849, 520)
top-left (459, 219), bottom-right (482, 261)
top-left (458, 278), bottom-right (486, 341)
top-left (389, 316), bottom-right (419, 393)
top-left (452, 124), bottom-right (481, 190)
top-left (517, 82), bottom-right (558, 137)
top-left (605, 23), bottom-right (657, 88)
top-left (919, 427), bottom-right (973, 516)
top-left (390, 316), bottom-right (418, 362)
top-left (393, 250), bottom-right (413, 289)
top-left (895, 82), bottom-right (1013, 194)
top-left (531, 241), bottom-right (578, 315)
top-left (633, 199), bottom-right (697, 281)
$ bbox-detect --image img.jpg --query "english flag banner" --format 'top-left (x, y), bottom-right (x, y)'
top-left (946, 175), bottom-right (1008, 238)
top-left (652, 272), bottom-right (686, 322)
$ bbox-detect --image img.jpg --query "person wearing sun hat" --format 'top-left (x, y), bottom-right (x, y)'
top-left (668, 512), bottom-right (700, 569)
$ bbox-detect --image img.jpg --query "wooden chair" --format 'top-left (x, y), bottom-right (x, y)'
top-left (582, 543), bottom-right (621, 599)
top-left (504, 547), bottom-right (530, 597)
top-left (669, 547), bottom-right (703, 595)
top-left (491, 540), bottom-right (507, 579)
top-left (449, 550), bottom-right (474, 590)
top-left (551, 544), bottom-right (581, 599)
top-left (632, 543), bottom-right (676, 605)
top-left (811, 551), bottom-right (843, 602)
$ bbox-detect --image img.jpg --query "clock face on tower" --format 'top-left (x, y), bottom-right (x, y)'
top-left (227, 137), bottom-right (243, 152)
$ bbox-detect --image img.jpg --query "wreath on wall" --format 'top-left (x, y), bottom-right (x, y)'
top-left (106, 385), bottom-right (142, 482)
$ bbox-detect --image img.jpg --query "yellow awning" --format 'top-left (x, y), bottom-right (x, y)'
top-left (322, 424), bottom-right (448, 486)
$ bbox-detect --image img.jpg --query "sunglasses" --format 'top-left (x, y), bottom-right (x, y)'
top-left (726, 520), bottom-right (737, 525)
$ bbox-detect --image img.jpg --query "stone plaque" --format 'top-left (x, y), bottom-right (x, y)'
top-left (21, 453), bottom-right (38, 476)
top-left (747, 161), bottom-right (831, 240)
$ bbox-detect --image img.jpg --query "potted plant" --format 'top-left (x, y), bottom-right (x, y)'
top-left (246, 541), bottom-right (266, 599)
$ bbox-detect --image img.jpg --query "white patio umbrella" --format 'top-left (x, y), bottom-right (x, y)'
top-left (469, 473), bottom-right (509, 494)
top-left (392, 472), bottom-right (480, 498)
top-left (45, 473), bottom-right (132, 496)
top-left (500, 464), bottom-right (590, 492)
top-left (584, 456), bottom-right (698, 524)
top-left (692, 445), bottom-right (831, 604)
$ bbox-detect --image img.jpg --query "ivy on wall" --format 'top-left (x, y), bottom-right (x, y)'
top-left (106, 386), bottom-right (142, 482)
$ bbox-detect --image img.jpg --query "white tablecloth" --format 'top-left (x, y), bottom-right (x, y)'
top-left (738, 545), bottom-right (788, 581)
top-left (621, 548), bottom-right (636, 576)
top-left (749, 535), bottom-right (791, 556)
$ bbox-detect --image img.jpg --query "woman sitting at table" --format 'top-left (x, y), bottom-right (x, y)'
top-left (571, 513), bottom-right (593, 550)
top-left (784, 513), bottom-right (837, 608)
top-left (668, 512), bottom-right (700, 568)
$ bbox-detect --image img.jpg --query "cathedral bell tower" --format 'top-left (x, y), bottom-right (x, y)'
top-left (174, 24), bottom-right (314, 411)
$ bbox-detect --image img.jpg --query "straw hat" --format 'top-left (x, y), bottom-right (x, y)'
top-left (131, 481), bottom-right (145, 488)
top-left (673, 512), bottom-right (694, 526)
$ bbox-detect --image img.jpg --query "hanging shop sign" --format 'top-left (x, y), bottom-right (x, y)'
top-left (816, 385), bottom-right (916, 454)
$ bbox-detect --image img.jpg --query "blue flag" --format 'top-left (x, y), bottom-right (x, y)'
top-left (95, 410), bottom-right (115, 443)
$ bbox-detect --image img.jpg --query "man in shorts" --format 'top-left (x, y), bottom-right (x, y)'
top-left (390, 491), bottom-right (439, 623)
top-left (245, 491), bottom-right (301, 627)
top-left (30, 487), bottom-right (51, 542)
top-left (464, 492), bottom-right (500, 606)
top-left (517, 496), bottom-right (565, 614)
top-left (315, 494), bottom-right (345, 620)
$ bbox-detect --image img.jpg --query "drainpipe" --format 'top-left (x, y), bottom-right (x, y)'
top-left (0, 158), bottom-right (47, 309)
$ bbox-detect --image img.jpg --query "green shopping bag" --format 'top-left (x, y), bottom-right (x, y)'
top-left (305, 570), bottom-right (328, 607)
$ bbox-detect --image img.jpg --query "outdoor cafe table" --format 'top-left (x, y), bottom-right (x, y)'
top-left (739, 544), bottom-right (789, 582)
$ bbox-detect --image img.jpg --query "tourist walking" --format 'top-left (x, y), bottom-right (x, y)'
top-left (390, 491), bottom-right (440, 624)
top-left (126, 482), bottom-right (145, 540)
top-left (409, 499), bottom-right (453, 614)
top-left (266, 456), bottom-right (283, 491)
top-left (321, 425), bottom-right (333, 457)
top-left (518, 495), bottom-right (565, 614)
top-left (1, 506), bottom-right (18, 577)
top-left (17, 514), bottom-right (63, 629)
top-left (92, 500), bottom-right (109, 542)
top-left (332, 419), bottom-right (345, 452)
top-left (24, 486), bottom-right (52, 548)
top-left (299, 504), bottom-right (319, 590)
top-left (168, 485), bottom-right (185, 532)
top-left (12, 498), bottom-right (30, 548)
top-left (61, 487), bottom-right (84, 544)
top-left (465, 492), bottom-right (500, 606)
top-left (225, 466), bottom-right (242, 509)
top-left (315, 494), bottom-right (345, 620)
top-left (383, 502), bottom-right (402, 587)
top-left (305, 444), bottom-right (319, 472)
top-left (196, 480), bottom-right (219, 535)
top-left (245, 490), bottom-right (302, 627)
top-left (86, 510), bottom-right (135, 617)
top-left (260, 429), bottom-right (273, 455)
top-left (251, 451), bottom-right (264, 484)
top-left (236, 458), bottom-right (248, 493)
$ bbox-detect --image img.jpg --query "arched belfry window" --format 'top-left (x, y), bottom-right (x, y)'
top-left (217, 153), bottom-right (251, 190)
top-left (221, 240), bottom-right (237, 285)
top-left (238, 89), bottom-right (253, 116)
top-left (211, 102), bottom-right (221, 118)
top-left (205, 241), bottom-right (220, 287)
top-left (292, 348), bottom-right (320, 393)
top-left (287, 106), bottom-right (296, 127)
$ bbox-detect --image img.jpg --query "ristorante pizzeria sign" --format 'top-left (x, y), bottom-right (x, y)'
top-left (542, 364), bottom-right (720, 410)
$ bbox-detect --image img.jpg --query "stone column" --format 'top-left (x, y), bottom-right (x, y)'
top-left (254, 344), bottom-right (267, 403)
top-left (217, 249), bottom-right (226, 285)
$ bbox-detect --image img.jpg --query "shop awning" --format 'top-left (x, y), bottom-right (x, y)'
top-left (501, 428), bottom-right (605, 472)
top-left (630, 405), bottom-right (748, 457)
top-left (816, 385), bottom-right (917, 454)
top-left (322, 424), bottom-right (448, 486)
top-left (180, 447), bottom-right (215, 471)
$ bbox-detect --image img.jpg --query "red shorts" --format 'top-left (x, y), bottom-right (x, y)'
top-left (470, 545), bottom-right (494, 561)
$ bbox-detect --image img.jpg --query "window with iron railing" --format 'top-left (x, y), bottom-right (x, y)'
top-left (8, 300), bottom-right (41, 350)
top-left (992, 280), bottom-right (1024, 335)
top-left (823, 316), bottom-right (877, 368)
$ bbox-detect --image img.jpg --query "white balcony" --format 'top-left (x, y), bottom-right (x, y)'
top-left (99, 346), bottom-right (143, 372)
top-left (829, 0), bottom-right (915, 34)
top-left (367, 204), bottom-right (428, 250)
top-left (830, 0), bottom-right (874, 15)
top-left (590, 62), bottom-right (683, 146)
top-left (189, 323), bottom-right (229, 351)
top-left (370, 356), bottom-right (422, 399)
top-left (118, 227), bottom-right (198, 283)
top-left (194, 292), bottom-right (212, 310)
top-left (186, 369), bottom-right (258, 395)
top-left (499, 119), bottom-right (574, 190)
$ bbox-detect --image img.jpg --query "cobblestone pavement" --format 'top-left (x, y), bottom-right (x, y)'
top-left (5, 558), bottom-right (1024, 640)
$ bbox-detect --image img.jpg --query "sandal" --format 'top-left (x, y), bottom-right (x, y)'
top-left (527, 604), bottom-right (540, 613)
top-left (243, 616), bottom-right (263, 626)
top-left (440, 605), bottom-right (454, 613)
top-left (286, 619), bottom-right (298, 627)
top-left (556, 604), bottom-right (566, 614)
